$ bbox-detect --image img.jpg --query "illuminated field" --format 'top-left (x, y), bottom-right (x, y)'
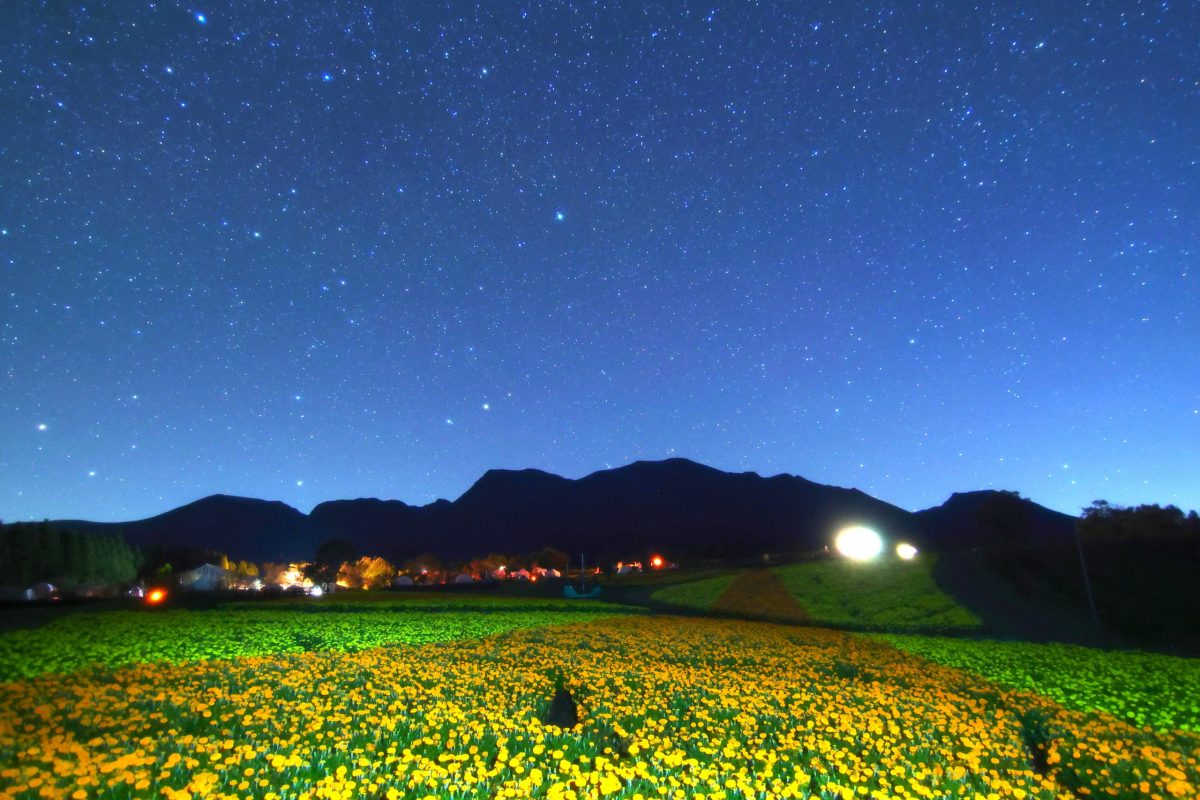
top-left (1, 615), bottom-right (1196, 799)
top-left (880, 633), bottom-right (1200, 733)
top-left (0, 598), bottom-right (630, 681)
top-left (652, 558), bottom-right (981, 632)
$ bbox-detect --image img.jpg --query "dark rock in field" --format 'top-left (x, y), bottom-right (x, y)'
top-left (544, 685), bottom-right (579, 729)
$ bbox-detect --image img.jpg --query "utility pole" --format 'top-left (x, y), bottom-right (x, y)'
top-left (1073, 522), bottom-right (1100, 629)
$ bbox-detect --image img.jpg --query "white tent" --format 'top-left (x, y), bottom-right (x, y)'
top-left (178, 563), bottom-right (229, 591)
top-left (453, 573), bottom-right (476, 584)
top-left (392, 575), bottom-right (415, 587)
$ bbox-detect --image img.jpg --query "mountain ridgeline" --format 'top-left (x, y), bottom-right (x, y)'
top-left (21, 459), bottom-right (1076, 564)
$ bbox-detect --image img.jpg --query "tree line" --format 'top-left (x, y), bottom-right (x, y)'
top-left (0, 522), bottom-right (140, 590)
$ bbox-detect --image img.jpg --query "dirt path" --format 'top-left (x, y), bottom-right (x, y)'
top-left (712, 568), bottom-right (809, 623)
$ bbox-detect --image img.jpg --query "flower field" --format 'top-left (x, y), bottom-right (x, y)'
top-left (879, 633), bottom-right (1200, 733)
top-left (2, 614), bottom-right (1197, 799)
top-left (0, 601), bottom-right (629, 681)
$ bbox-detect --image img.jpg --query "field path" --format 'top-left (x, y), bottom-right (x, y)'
top-left (712, 568), bottom-right (809, 623)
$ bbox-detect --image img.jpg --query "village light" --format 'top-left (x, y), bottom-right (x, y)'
top-left (650, 555), bottom-right (664, 568)
top-left (895, 542), bottom-right (918, 560)
top-left (309, 585), bottom-right (324, 597)
top-left (834, 526), bottom-right (884, 561)
top-left (145, 588), bottom-right (167, 605)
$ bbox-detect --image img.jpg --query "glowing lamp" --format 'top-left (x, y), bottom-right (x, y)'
top-left (309, 585), bottom-right (324, 597)
top-left (146, 588), bottom-right (166, 605)
top-left (834, 526), bottom-right (883, 561)
top-left (895, 543), bottom-right (918, 560)
top-left (650, 555), bottom-right (664, 568)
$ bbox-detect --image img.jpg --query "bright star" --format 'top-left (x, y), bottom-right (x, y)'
top-left (194, 12), bottom-right (207, 24)
top-left (482, 403), bottom-right (490, 411)
top-left (555, 211), bottom-right (565, 221)
top-left (296, 480), bottom-right (304, 487)
top-left (37, 423), bottom-right (47, 431)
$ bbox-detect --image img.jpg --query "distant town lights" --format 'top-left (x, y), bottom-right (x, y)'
top-left (834, 526), bottom-right (884, 561)
top-left (896, 542), bottom-right (919, 560)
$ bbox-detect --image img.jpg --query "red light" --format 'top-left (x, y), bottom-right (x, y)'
top-left (651, 556), bottom-right (664, 568)
top-left (146, 588), bottom-right (166, 605)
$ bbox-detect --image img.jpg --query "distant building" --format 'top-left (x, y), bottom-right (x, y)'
top-left (177, 563), bottom-right (230, 591)
top-left (453, 573), bottom-right (476, 584)
top-left (392, 575), bottom-right (415, 587)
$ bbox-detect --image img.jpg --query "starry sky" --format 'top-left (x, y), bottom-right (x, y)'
top-left (3, 2), bottom-right (1197, 523)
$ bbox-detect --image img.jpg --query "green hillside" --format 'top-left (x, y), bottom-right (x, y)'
top-left (773, 556), bottom-right (982, 631)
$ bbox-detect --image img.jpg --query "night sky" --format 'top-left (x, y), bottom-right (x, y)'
top-left (3, 2), bottom-right (1197, 523)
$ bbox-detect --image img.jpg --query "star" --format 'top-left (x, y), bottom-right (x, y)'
top-left (37, 423), bottom-right (47, 431)
top-left (555, 211), bottom-right (565, 221)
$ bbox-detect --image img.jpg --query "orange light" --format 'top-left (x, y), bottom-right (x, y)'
top-left (651, 555), bottom-right (664, 568)
top-left (146, 588), bottom-right (166, 605)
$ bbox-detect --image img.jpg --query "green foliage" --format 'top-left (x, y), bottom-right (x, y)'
top-left (227, 591), bottom-right (634, 613)
top-left (303, 538), bottom-right (357, 589)
top-left (0, 523), bottom-right (139, 590)
top-left (772, 557), bottom-right (982, 631)
top-left (878, 633), bottom-right (1200, 733)
top-left (650, 573), bottom-right (738, 609)
top-left (0, 599), bottom-right (631, 680)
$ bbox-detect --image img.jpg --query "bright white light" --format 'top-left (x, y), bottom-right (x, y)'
top-left (895, 542), bottom-right (918, 560)
top-left (835, 526), bottom-right (884, 561)
top-left (309, 585), bottom-right (324, 597)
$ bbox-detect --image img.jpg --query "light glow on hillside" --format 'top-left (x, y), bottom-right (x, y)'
top-left (835, 526), bottom-right (884, 561)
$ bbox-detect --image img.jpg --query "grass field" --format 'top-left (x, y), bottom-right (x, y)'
top-left (651, 557), bottom-right (981, 633)
top-left (648, 573), bottom-right (737, 609)
top-left (772, 556), bottom-right (983, 631)
top-left (1, 613), bottom-right (1197, 799)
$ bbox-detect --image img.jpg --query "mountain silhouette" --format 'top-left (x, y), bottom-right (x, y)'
top-left (46, 494), bottom-right (320, 563)
top-left (17, 459), bottom-right (1075, 564)
top-left (913, 490), bottom-right (1076, 550)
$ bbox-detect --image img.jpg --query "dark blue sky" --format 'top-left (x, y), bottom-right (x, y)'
top-left (3, 2), bottom-right (1197, 522)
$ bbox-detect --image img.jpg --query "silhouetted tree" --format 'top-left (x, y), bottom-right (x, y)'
top-left (0, 523), bottom-right (139, 591)
top-left (303, 538), bottom-right (356, 591)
